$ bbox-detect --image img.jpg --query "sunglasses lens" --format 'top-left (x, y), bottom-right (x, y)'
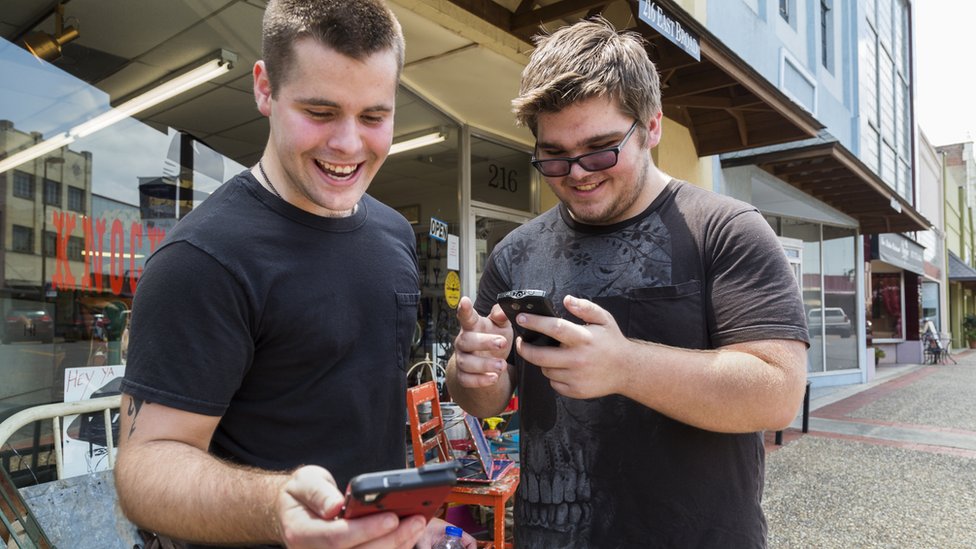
top-left (534, 160), bottom-right (570, 177)
top-left (578, 150), bottom-right (618, 172)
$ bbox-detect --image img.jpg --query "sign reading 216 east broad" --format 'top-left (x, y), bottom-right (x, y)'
top-left (638, 0), bottom-right (701, 61)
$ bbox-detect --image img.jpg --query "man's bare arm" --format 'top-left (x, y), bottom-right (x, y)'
top-left (115, 394), bottom-right (288, 544)
top-left (614, 339), bottom-right (808, 432)
top-left (514, 295), bottom-right (808, 433)
top-left (115, 394), bottom-right (427, 548)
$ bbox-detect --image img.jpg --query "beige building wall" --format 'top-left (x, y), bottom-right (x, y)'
top-left (657, 117), bottom-right (712, 190)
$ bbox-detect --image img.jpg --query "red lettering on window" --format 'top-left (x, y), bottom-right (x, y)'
top-left (81, 217), bottom-right (93, 291)
top-left (147, 226), bottom-right (166, 252)
top-left (51, 211), bottom-right (77, 290)
top-left (109, 219), bottom-right (125, 295)
top-left (93, 218), bottom-right (107, 292)
top-left (129, 223), bottom-right (144, 294)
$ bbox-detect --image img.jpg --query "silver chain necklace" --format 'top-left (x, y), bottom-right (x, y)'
top-left (257, 159), bottom-right (282, 199)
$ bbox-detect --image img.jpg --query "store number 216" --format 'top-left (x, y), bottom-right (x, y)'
top-left (488, 164), bottom-right (518, 193)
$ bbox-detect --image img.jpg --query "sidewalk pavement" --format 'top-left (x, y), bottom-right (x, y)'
top-left (762, 349), bottom-right (976, 548)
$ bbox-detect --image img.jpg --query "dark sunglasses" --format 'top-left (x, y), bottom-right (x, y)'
top-left (530, 120), bottom-right (639, 177)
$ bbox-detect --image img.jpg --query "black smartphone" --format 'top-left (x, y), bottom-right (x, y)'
top-left (496, 289), bottom-right (560, 346)
top-left (340, 461), bottom-right (458, 520)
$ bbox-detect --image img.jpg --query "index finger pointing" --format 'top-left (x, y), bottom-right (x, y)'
top-left (456, 296), bottom-right (481, 330)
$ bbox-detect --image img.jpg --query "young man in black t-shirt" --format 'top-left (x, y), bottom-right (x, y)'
top-left (447, 18), bottom-right (809, 548)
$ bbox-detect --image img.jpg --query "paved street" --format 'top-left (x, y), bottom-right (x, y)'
top-left (763, 351), bottom-right (976, 548)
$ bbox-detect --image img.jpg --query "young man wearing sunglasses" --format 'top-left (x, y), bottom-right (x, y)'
top-left (447, 17), bottom-right (809, 548)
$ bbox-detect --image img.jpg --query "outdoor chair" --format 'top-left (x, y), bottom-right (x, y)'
top-left (406, 382), bottom-right (518, 549)
top-left (923, 332), bottom-right (955, 365)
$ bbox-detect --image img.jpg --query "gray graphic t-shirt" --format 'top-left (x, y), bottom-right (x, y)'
top-left (475, 180), bottom-right (808, 548)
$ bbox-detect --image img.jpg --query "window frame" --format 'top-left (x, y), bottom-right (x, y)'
top-left (12, 170), bottom-right (35, 199)
top-left (43, 178), bottom-right (62, 207)
top-left (12, 225), bottom-right (34, 253)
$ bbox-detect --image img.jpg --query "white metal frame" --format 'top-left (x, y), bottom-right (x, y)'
top-left (0, 395), bottom-right (121, 480)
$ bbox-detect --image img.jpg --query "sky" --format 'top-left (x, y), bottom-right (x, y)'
top-left (914, 0), bottom-right (976, 147)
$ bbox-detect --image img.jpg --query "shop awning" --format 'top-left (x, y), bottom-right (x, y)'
top-left (443, 0), bottom-right (823, 156)
top-left (948, 252), bottom-right (976, 282)
top-left (721, 134), bottom-right (932, 234)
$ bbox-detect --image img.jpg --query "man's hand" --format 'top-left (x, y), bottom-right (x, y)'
top-left (415, 518), bottom-right (478, 549)
top-left (275, 465), bottom-right (425, 548)
top-left (513, 295), bottom-right (630, 400)
top-left (451, 296), bottom-right (514, 388)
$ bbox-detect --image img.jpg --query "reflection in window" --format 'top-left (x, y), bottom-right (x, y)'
top-left (871, 273), bottom-right (902, 339)
top-left (0, 8), bottom-right (250, 421)
top-left (769, 217), bottom-right (860, 374)
top-left (921, 281), bottom-right (939, 332)
top-left (13, 170), bottom-right (34, 198)
top-left (43, 178), bottom-right (61, 206)
top-left (821, 0), bottom-right (834, 71)
top-left (44, 230), bottom-right (57, 257)
top-left (12, 225), bottom-right (33, 253)
top-left (68, 236), bottom-right (84, 262)
top-left (823, 226), bottom-right (857, 371)
top-left (68, 186), bottom-right (85, 212)
top-left (781, 219), bottom-right (823, 373)
top-left (474, 216), bottom-right (521, 290)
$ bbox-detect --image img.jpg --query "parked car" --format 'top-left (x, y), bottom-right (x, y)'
top-left (3, 309), bottom-right (54, 344)
top-left (808, 307), bottom-right (852, 338)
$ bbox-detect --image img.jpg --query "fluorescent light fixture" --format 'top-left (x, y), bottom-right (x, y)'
top-left (73, 55), bottom-right (233, 138)
top-left (0, 133), bottom-right (74, 174)
top-left (389, 131), bottom-right (446, 156)
top-left (82, 250), bottom-right (145, 260)
top-left (0, 50), bottom-right (235, 175)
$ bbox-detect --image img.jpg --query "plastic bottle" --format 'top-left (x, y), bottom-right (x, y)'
top-left (432, 525), bottom-right (465, 549)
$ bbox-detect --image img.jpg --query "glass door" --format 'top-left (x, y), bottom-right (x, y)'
top-left (467, 206), bottom-right (532, 297)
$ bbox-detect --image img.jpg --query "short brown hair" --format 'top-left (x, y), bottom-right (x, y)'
top-left (512, 17), bottom-right (661, 137)
top-left (262, 0), bottom-right (405, 95)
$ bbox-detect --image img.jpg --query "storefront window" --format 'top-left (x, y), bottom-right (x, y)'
top-left (1, 19), bottom-right (243, 411)
top-left (871, 272), bottom-right (903, 340)
top-left (823, 226), bottom-right (857, 372)
top-left (781, 219), bottom-right (824, 373)
top-left (768, 217), bottom-right (861, 374)
top-left (921, 281), bottom-right (939, 332)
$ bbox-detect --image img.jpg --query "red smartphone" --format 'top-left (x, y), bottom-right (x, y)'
top-left (340, 461), bottom-right (458, 520)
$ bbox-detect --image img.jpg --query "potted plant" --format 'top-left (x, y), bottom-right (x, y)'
top-left (873, 347), bottom-right (885, 366)
top-left (964, 314), bottom-right (976, 349)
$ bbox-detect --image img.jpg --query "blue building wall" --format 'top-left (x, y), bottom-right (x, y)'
top-left (706, 0), bottom-right (858, 150)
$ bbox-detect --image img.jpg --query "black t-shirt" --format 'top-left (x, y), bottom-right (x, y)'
top-left (122, 171), bottom-right (419, 547)
top-left (477, 180), bottom-right (808, 548)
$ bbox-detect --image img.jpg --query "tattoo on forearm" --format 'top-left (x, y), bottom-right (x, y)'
top-left (127, 397), bottom-right (145, 437)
